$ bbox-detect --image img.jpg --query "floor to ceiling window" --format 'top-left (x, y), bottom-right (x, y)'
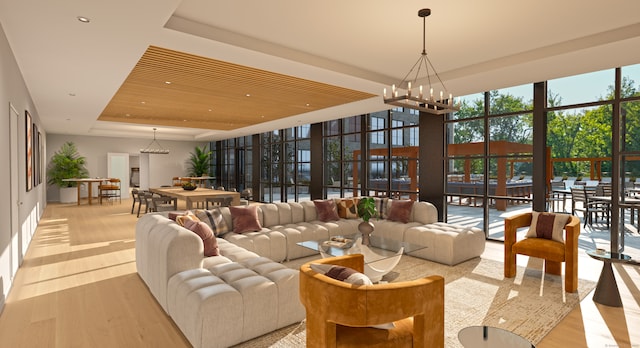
top-left (212, 63), bottom-right (640, 259)
top-left (324, 116), bottom-right (361, 199)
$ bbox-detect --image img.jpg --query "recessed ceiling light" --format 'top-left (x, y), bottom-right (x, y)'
top-left (125, 113), bottom-right (131, 117)
top-left (245, 93), bottom-right (251, 97)
top-left (208, 109), bottom-right (212, 112)
top-left (141, 101), bottom-right (146, 104)
top-left (306, 103), bottom-right (310, 107)
top-left (77, 16), bottom-right (90, 23)
top-left (165, 81), bottom-right (171, 84)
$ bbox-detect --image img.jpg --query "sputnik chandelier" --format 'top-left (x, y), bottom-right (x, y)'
top-left (140, 128), bottom-right (170, 154)
top-left (383, 8), bottom-right (460, 115)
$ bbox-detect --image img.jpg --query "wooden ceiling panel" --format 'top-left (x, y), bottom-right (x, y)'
top-left (98, 46), bottom-right (375, 130)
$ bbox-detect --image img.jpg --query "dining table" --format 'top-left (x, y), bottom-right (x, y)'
top-left (62, 178), bottom-right (108, 205)
top-left (589, 195), bottom-right (640, 229)
top-left (149, 187), bottom-right (240, 210)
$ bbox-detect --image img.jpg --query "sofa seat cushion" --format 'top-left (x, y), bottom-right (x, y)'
top-left (208, 263), bottom-right (280, 341)
top-left (223, 229), bottom-right (287, 262)
top-left (167, 268), bottom-right (244, 348)
top-left (403, 223), bottom-right (486, 266)
top-left (371, 220), bottom-right (422, 242)
top-left (512, 238), bottom-right (566, 263)
top-left (315, 219), bottom-right (361, 237)
top-left (271, 223), bottom-right (330, 260)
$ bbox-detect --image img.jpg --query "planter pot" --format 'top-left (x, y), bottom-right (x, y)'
top-left (358, 221), bottom-right (375, 246)
top-left (60, 186), bottom-right (77, 203)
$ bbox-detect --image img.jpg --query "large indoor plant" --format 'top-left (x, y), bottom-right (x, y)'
top-left (357, 197), bottom-right (378, 245)
top-left (47, 141), bottom-right (89, 203)
top-left (188, 145), bottom-right (213, 177)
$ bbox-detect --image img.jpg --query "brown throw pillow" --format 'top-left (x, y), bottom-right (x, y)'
top-left (336, 198), bottom-right (359, 219)
top-left (313, 199), bottom-right (340, 222)
top-left (386, 199), bottom-right (414, 223)
top-left (525, 212), bottom-right (570, 243)
top-left (182, 219), bottom-right (219, 257)
top-left (229, 205), bottom-right (262, 233)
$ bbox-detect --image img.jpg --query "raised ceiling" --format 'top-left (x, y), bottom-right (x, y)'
top-left (98, 46), bottom-right (375, 131)
top-left (1, 0), bottom-right (640, 141)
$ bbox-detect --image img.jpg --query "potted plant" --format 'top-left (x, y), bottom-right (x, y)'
top-left (47, 141), bottom-right (89, 203)
top-left (188, 145), bottom-right (213, 177)
top-left (357, 197), bottom-right (378, 245)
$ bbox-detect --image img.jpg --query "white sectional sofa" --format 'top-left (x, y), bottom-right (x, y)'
top-left (135, 198), bottom-right (485, 348)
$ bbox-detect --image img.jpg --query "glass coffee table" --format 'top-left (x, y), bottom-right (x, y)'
top-left (297, 233), bottom-right (427, 282)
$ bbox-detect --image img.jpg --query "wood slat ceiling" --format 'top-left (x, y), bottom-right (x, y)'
top-left (98, 46), bottom-right (376, 131)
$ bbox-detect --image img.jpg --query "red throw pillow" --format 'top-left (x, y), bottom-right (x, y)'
top-left (229, 205), bottom-right (262, 233)
top-left (386, 200), bottom-right (414, 223)
top-left (313, 199), bottom-right (340, 222)
top-left (182, 219), bottom-right (219, 256)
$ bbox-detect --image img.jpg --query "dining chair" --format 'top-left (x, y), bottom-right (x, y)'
top-left (571, 186), bottom-right (609, 228)
top-left (547, 181), bottom-right (566, 212)
top-left (136, 191), bottom-right (154, 217)
top-left (205, 196), bottom-right (233, 209)
top-left (98, 178), bottom-right (121, 204)
top-left (150, 196), bottom-right (178, 212)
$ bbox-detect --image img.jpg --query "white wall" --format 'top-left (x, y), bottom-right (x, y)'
top-left (46, 134), bottom-right (208, 202)
top-left (0, 22), bottom-right (45, 313)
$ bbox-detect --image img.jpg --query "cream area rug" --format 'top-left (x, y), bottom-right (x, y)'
top-left (232, 255), bottom-right (595, 348)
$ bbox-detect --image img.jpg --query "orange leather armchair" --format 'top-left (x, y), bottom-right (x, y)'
top-left (299, 254), bottom-right (444, 348)
top-left (504, 212), bottom-right (580, 293)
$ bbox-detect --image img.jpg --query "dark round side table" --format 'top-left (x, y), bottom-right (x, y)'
top-left (458, 326), bottom-right (534, 348)
top-left (586, 249), bottom-right (631, 307)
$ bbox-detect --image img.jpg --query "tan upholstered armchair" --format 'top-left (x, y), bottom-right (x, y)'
top-left (504, 212), bottom-right (580, 293)
top-left (299, 254), bottom-right (444, 348)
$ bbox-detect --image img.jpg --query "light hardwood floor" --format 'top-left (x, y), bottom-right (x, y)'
top-left (0, 199), bottom-right (638, 347)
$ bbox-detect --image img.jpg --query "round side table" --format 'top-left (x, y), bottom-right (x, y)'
top-left (586, 249), bottom-right (631, 307)
top-left (458, 326), bottom-right (534, 348)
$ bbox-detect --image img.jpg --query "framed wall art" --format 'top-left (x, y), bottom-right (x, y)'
top-left (25, 110), bottom-right (32, 192)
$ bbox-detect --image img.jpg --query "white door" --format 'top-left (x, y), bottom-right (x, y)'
top-left (107, 152), bottom-right (130, 199)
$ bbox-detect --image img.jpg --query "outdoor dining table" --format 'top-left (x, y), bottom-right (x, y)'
top-left (589, 195), bottom-right (640, 230)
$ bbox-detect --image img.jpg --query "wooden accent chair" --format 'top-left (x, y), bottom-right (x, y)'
top-left (299, 254), bottom-right (444, 348)
top-left (98, 178), bottom-right (121, 204)
top-left (504, 212), bottom-right (580, 293)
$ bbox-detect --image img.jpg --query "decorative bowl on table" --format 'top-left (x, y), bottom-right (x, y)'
top-left (182, 182), bottom-right (197, 191)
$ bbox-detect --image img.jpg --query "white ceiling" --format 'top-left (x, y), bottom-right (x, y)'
top-left (1, 0), bottom-right (640, 141)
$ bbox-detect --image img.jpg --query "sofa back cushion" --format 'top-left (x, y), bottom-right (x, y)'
top-left (289, 202), bottom-right (305, 224)
top-left (260, 203), bottom-right (280, 227)
top-left (411, 201), bottom-right (438, 224)
top-left (301, 201), bottom-right (318, 222)
top-left (275, 203), bottom-right (293, 225)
